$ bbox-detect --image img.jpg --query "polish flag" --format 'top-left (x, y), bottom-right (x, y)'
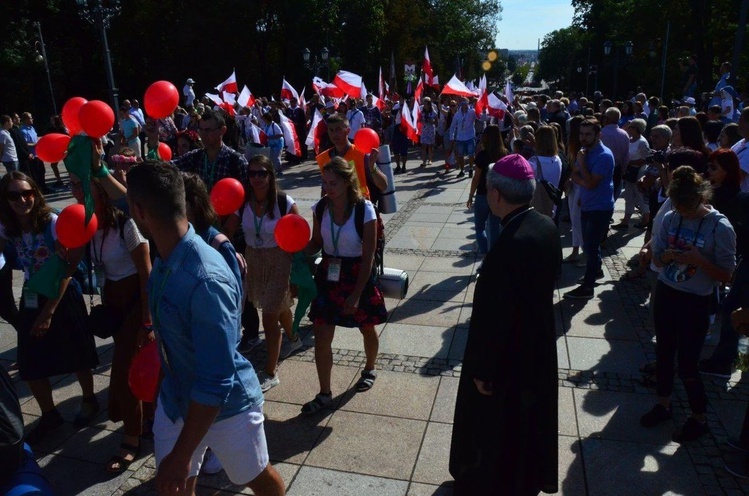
top-left (223, 91), bottom-right (236, 105)
top-left (411, 98), bottom-right (422, 137)
top-left (400, 101), bottom-right (419, 143)
top-left (414, 79), bottom-right (424, 103)
top-left (333, 70), bottom-right (362, 98)
top-left (237, 85), bottom-right (255, 108)
top-left (281, 78), bottom-right (299, 103)
top-left (505, 81), bottom-right (514, 106)
top-left (429, 75), bottom-right (440, 90)
top-left (360, 81), bottom-right (368, 100)
top-left (249, 122), bottom-right (268, 146)
top-left (312, 77), bottom-right (345, 98)
top-left (215, 70), bottom-right (238, 94)
top-left (278, 110), bottom-right (301, 156)
top-left (219, 102), bottom-right (236, 116)
top-left (423, 47), bottom-right (434, 86)
top-left (299, 87), bottom-right (306, 109)
top-left (479, 74), bottom-right (487, 93)
top-left (440, 74), bottom-right (477, 98)
top-left (488, 93), bottom-right (508, 120)
top-left (377, 68), bottom-right (386, 110)
top-left (204, 93), bottom-right (223, 106)
top-left (475, 90), bottom-right (488, 116)
top-left (305, 108), bottom-right (323, 152)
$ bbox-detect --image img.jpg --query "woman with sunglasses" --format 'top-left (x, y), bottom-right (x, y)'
top-left (224, 155), bottom-right (300, 392)
top-left (0, 172), bottom-right (99, 444)
top-left (68, 169), bottom-right (153, 473)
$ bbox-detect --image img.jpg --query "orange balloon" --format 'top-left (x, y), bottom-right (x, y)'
top-left (61, 97), bottom-right (87, 135)
top-left (128, 341), bottom-right (161, 402)
top-left (144, 81), bottom-right (179, 119)
top-left (55, 204), bottom-right (98, 248)
top-left (157, 142), bottom-right (172, 161)
top-left (35, 133), bottom-right (71, 163)
top-left (353, 128), bottom-right (380, 153)
top-left (274, 214), bottom-right (311, 253)
top-left (210, 178), bottom-right (245, 216)
top-left (78, 100), bottom-right (115, 138)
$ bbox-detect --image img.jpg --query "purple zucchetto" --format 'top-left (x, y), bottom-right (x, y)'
top-left (490, 154), bottom-right (535, 181)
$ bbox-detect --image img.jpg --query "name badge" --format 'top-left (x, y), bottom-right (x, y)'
top-left (23, 287), bottom-right (39, 310)
top-left (327, 258), bottom-right (342, 282)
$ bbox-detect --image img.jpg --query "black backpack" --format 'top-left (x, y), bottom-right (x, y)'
top-left (314, 197), bottom-right (384, 277)
top-left (0, 367), bottom-right (23, 486)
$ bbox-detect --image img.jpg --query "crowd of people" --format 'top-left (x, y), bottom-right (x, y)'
top-left (2, 63), bottom-right (749, 494)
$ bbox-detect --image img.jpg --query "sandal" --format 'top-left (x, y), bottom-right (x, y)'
top-left (356, 370), bottom-right (377, 392)
top-left (106, 443), bottom-right (141, 473)
top-left (301, 393), bottom-right (333, 414)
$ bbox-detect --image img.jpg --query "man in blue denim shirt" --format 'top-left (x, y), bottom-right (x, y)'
top-left (126, 162), bottom-right (284, 495)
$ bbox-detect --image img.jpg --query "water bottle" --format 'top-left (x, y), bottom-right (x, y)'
top-left (737, 336), bottom-right (749, 372)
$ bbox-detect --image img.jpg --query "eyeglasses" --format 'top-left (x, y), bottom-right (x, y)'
top-left (247, 170), bottom-right (269, 179)
top-left (198, 127), bottom-right (219, 134)
top-left (6, 190), bottom-right (34, 201)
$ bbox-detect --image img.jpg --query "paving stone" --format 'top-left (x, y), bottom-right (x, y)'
top-left (412, 422), bottom-right (452, 485)
top-left (379, 323), bottom-right (456, 359)
top-left (286, 466), bottom-right (409, 495)
top-left (338, 370), bottom-right (440, 420)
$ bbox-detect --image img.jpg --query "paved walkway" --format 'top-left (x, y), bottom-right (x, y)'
top-left (2, 151), bottom-right (749, 495)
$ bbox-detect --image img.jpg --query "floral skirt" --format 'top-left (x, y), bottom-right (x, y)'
top-left (309, 255), bottom-right (387, 328)
top-left (245, 245), bottom-right (293, 314)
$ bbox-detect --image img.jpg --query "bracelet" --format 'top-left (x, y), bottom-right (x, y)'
top-left (91, 164), bottom-right (110, 178)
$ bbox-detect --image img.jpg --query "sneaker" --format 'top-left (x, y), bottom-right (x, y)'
top-left (238, 337), bottom-right (261, 354)
top-left (725, 457), bottom-right (749, 479)
top-left (726, 437), bottom-right (749, 453)
top-left (698, 359), bottom-right (732, 379)
top-left (457, 171), bottom-right (465, 178)
top-left (74, 395), bottom-right (100, 428)
top-left (563, 285), bottom-right (594, 300)
top-left (577, 270), bottom-right (604, 284)
top-left (640, 404), bottom-right (672, 428)
top-left (200, 448), bottom-right (224, 475)
top-left (280, 336), bottom-right (302, 359)
top-left (672, 417), bottom-right (708, 443)
top-left (257, 371), bottom-right (280, 392)
top-left (26, 409), bottom-right (64, 444)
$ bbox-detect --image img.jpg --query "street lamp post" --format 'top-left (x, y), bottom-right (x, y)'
top-left (33, 22), bottom-right (57, 115)
top-left (604, 40), bottom-right (633, 100)
top-left (303, 47), bottom-right (329, 80)
top-left (76, 0), bottom-right (121, 121)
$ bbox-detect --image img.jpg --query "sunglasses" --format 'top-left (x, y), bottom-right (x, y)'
top-left (247, 170), bottom-right (269, 179)
top-left (6, 190), bottom-right (34, 201)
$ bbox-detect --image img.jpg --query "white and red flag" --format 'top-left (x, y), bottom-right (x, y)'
top-left (488, 93), bottom-right (508, 120)
top-left (278, 110), bottom-right (301, 157)
top-left (475, 75), bottom-right (488, 116)
top-left (215, 70), bottom-right (238, 94)
top-left (204, 93), bottom-right (223, 106)
top-left (505, 81), bottom-right (514, 106)
top-left (333, 70), bottom-right (362, 98)
top-left (299, 87), bottom-right (306, 108)
top-left (222, 91), bottom-right (236, 106)
top-left (423, 47), bottom-right (434, 86)
top-left (411, 97), bottom-right (422, 137)
top-left (305, 108), bottom-right (324, 153)
top-left (441, 74), bottom-right (477, 98)
top-left (237, 85), bottom-right (255, 108)
top-left (281, 78), bottom-right (299, 103)
top-left (429, 74), bottom-right (440, 90)
top-left (360, 81), bottom-right (368, 100)
top-left (400, 101), bottom-right (419, 143)
top-left (312, 77), bottom-right (345, 98)
top-left (414, 79), bottom-right (424, 103)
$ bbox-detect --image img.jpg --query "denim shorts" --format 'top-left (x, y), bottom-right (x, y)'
top-left (455, 139), bottom-right (475, 157)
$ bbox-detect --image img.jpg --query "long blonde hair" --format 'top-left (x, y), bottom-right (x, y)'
top-left (322, 156), bottom-right (363, 207)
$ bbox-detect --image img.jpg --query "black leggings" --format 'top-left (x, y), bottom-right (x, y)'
top-left (0, 264), bottom-right (19, 332)
top-left (654, 281), bottom-right (710, 415)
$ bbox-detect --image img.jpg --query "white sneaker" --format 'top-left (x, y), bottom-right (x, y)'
top-left (258, 371), bottom-right (280, 392)
top-left (280, 336), bottom-right (303, 359)
top-left (200, 448), bottom-right (223, 475)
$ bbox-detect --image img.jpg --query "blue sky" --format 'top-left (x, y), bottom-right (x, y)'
top-left (496, 0), bottom-right (576, 50)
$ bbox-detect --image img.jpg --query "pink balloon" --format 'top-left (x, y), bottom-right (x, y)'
top-left (78, 100), bottom-right (115, 138)
top-left (61, 97), bottom-right (87, 135)
top-left (210, 178), bottom-right (245, 216)
top-left (55, 204), bottom-right (98, 248)
top-left (354, 128), bottom-right (380, 153)
top-left (35, 134), bottom-right (71, 163)
top-left (144, 81), bottom-right (179, 119)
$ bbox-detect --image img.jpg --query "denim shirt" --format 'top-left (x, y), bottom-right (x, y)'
top-left (149, 225), bottom-right (262, 422)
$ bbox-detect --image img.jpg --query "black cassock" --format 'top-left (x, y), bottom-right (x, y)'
top-left (450, 206), bottom-right (561, 496)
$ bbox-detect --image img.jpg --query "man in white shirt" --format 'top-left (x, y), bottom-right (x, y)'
top-left (340, 101), bottom-right (365, 141)
top-left (731, 107), bottom-right (749, 192)
top-left (448, 98), bottom-right (476, 178)
top-left (183, 78), bottom-right (196, 107)
top-left (0, 115), bottom-right (18, 174)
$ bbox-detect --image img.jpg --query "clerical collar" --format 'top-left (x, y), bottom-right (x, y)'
top-left (501, 205), bottom-right (533, 227)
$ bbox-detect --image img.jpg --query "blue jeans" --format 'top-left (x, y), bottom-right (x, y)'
top-left (474, 194), bottom-right (502, 254)
top-left (581, 209), bottom-right (613, 287)
top-left (709, 259), bottom-right (749, 367)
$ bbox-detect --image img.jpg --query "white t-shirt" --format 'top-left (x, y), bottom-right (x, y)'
top-left (88, 218), bottom-right (147, 281)
top-left (721, 96), bottom-right (734, 119)
top-left (529, 155), bottom-right (563, 188)
top-left (239, 194), bottom-right (295, 249)
top-left (730, 139), bottom-right (749, 191)
top-left (0, 129), bottom-right (17, 162)
top-left (347, 109), bottom-right (365, 140)
top-left (183, 84), bottom-right (195, 107)
top-left (314, 199), bottom-right (376, 257)
top-left (628, 135), bottom-right (650, 162)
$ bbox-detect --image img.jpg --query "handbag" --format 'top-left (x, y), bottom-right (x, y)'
top-left (622, 165), bottom-right (640, 183)
top-left (88, 304), bottom-right (123, 339)
top-left (534, 157), bottom-right (563, 207)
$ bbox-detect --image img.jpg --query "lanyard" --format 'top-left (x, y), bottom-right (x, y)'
top-left (328, 207), bottom-right (346, 257)
top-left (203, 153), bottom-right (217, 188)
top-left (252, 203), bottom-right (265, 242)
top-left (674, 214), bottom-right (706, 246)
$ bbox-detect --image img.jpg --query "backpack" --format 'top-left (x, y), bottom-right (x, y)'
top-left (314, 197), bottom-right (385, 277)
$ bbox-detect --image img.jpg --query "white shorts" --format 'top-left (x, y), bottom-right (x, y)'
top-left (153, 400), bottom-right (269, 485)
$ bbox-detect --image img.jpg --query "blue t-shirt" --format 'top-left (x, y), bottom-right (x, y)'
top-left (579, 142), bottom-right (615, 212)
top-left (121, 117), bottom-right (139, 143)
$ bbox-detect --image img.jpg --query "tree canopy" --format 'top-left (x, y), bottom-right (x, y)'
top-left (1, 0), bottom-right (502, 121)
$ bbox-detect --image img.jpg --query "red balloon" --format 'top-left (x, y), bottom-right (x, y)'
top-left (353, 128), bottom-right (380, 153)
top-left (274, 214), bottom-right (311, 253)
top-left (144, 81), bottom-right (179, 119)
top-left (55, 204), bottom-right (98, 248)
top-left (35, 133), bottom-right (71, 163)
top-left (157, 142), bottom-right (172, 161)
top-left (210, 178), bottom-right (245, 216)
top-left (61, 97), bottom-right (87, 135)
top-left (128, 341), bottom-right (161, 403)
top-left (78, 100), bottom-right (115, 138)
